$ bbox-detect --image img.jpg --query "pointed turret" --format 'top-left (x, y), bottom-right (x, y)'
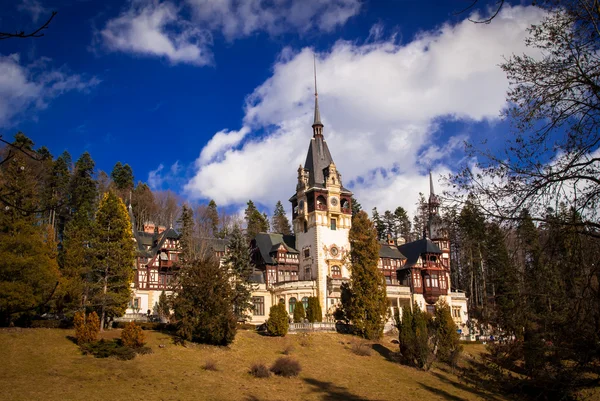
top-left (312, 53), bottom-right (323, 137)
top-left (428, 171), bottom-right (439, 208)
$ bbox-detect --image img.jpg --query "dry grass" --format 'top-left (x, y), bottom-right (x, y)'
top-left (1, 328), bottom-right (513, 401)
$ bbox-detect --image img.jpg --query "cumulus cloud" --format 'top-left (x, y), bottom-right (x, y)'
top-left (148, 160), bottom-right (183, 190)
top-left (99, 0), bottom-right (360, 65)
top-left (0, 54), bottom-right (100, 128)
top-left (184, 6), bottom-right (545, 215)
top-left (100, 0), bottom-right (213, 66)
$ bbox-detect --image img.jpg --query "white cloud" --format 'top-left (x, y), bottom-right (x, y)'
top-left (99, 0), bottom-right (360, 65)
top-left (198, 126), bottom-right (250, 165)
top-left (0, 54), bottom-right (100, 128)
top-left (100, 0), bottom-right (213, 66)
top-left (148, 160), bottom-right (182, 190)
top-left (18, 0), bottom-right (48, 23)
top-left (184, 5), bottom-right (545, 216)
top-left (185, 0), bottom-right (361, 40)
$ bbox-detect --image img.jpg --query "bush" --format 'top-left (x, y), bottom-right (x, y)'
top-left (293, 302), bottom-right (305, 323)
top-left (306, 297), bottom-right (322, 323)
top-left (351, 341), bottom-right (372, 357)
top-left (80, 339), bottom-right (136, 360)
top-left (74, 311), bottom-right (100, 345)
top-left (203, 360), bottom-right (218, 371)
top-left (135, 346), bottom-right (154, 355)
top-left (266, 304), bottom-right (289, 336)
top-left (433, 301), bottom-right (462, 366)
top-left (121, 322), bottom-right (146, 348)
top-left (249, 362), bottom-right (271, 378)
top-left (270, 357), bottom-right (301, 377)
top-left (283, 344), bottom-right (295, 355)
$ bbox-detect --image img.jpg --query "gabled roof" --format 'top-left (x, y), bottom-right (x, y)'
top-left (398, 238), bottom-right (441, 268)
top-left (379, 243), bottom-right (406, 260)
top-left (254, 233), bottom-right (298, 265)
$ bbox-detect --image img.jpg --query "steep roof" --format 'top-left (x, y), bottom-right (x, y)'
top-left (254, 233), bottom-right (298, 265)
top-left (398, 238), bottom-right (441, 268)
top-left (379, 243), bottom-right (407, 260)
top-left (304, 136), bottom-right (334, 188)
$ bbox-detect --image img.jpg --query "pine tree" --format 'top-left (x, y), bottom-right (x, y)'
top-left (398, 303), bottom-right (432, 369)
top-left (91, 192), bottom-right (136, 331)
top-left (155, 290), bottom-right (170, 322)
top-left (0, 143), bottom-right (60, 325)
top-left (411, 193), bottom-right (428, 240)
top-left (222, 225), bottom-right (254, 321)
top-left (371, 207), bottom-right (385, 240)
top-left (131, 182), bottom-right (157, 232)
top-left (345, 210), bottom-right (388, 339)
top-left (173, 255), bottom-right (237, 345)
top-left (206, 200), bottom-right (219, 237)
top-left (271, 201), bottom-right (291, 235)
top-left (383, 210), bottom-right (397, 240)
top-left (177, 205), bottom-right (196, 262)
top-left (69, 152), bottom-right (98, 222)
top-left (245, 200), bottom-right (269, 240)
top-left (351, 195), bottom-right (362, 217)
top-left (394, 206), bottom-right (411, 243)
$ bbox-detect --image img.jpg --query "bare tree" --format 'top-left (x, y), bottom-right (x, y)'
top-left (0, 11), bottom-right (57, 40)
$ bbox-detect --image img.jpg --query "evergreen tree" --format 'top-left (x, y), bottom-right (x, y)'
top-left (266, 303), bottom-right (289, 336)
top-left (293, 301), bottom-right (305, 323)
top-left (173, 255), bottom-right (237, 345)
top-left (0, 147), bottom-right (60, 325)
top-left (69, 152), bottom-right (97, 222)
top-left (394, 206), bottom-right (411, 243)
top-left (411, 193), bottom-right (428, 240)
top-left (245, 200), bottom-right (269, 240)
top-left (222, 225), bottom-right (254, 321)
top-left (433, 300), bottom-right (461, 366)
top-left (90, 192), bottom-right (136, 330)
top-left (305, 296), bottom-right (322, 323)
top-left (155, 290), bottom-right (170, 323)
top-left (383, 210), bottom-right (397, 241)
top-left (344, 210), bottom-right (388, 339)
top-left (177, 204), bottom-right (195, 263)
top-left (206, 200), bottom-right (219, 237)
top-left (398, 303), bottom-right (432, 369)
top-left (351, 195), bottom-right (362, 217)
top-left (271, 201), bottom-right (291, 235)
top-left (371, 207), bottom-right (385, 240)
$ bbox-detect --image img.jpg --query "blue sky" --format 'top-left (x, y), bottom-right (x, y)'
top-left (0, 0), bottom-right (544, 216)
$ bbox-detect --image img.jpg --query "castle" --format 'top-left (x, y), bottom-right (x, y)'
top-left (124, 73), bottom-right (469, 333)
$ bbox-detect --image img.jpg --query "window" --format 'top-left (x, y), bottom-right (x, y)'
top-left (253, 297), bottom-right (265, 316)
top-left (129, 298), bottom-right (140, 310)
top-left (331, 265), bottom-right (341, 278)
top-left (289, 297), bottom-right (297, 314)
top-left (452, 306), bottom-right (461, 318)
top-left (426, 305), bottom-right (435, 315)
top-left (302, 297), bottom-right (309, 310)
top-left (305, 267), bottom-right (311, 278)
top-left (303, 221), bottom-right (308, 233)
top-left (431, 274), bottom-right (439, 288)
top-left (304, 248), bottom-right (310, 258)
top-left (330, 218), bottom-right (337, 230)
top-left (440, 276), bottom-right (447, 289)
top-left (413, 273), bottom-right (421, 288)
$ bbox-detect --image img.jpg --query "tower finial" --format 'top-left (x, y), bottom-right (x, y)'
top-left (312, 51), bottom-right (323, 136)
top-left (429, 170), bottom-right (434, 196)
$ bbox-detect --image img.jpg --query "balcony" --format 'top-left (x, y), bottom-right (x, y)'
top-left (159, 260), bottom-right (173, 269)
top-left (316, 203), bottom-right (328, 211)
top-left (385, 285), bottom-right (412, 296)
top-left (341, 207), bottom-right (351, 215)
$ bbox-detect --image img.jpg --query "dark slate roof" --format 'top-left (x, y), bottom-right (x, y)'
top-left (249, 271), bottom-right (265, 284)
top-left (254, 233), bottom-right (298, 264)
top-left (379, 243), bottom-right (406, 260)
top-left (398, 238), bottom-right (441, 268)
top-left (202, 237), bottom-right (229, 253)
top-left (304, 136), bottom-right (334, 188)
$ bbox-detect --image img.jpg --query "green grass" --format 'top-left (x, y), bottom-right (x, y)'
top-left (1, 327), bottom-right (504, 401)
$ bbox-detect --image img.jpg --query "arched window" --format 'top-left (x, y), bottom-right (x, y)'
top-left (289, 297), bottom-right (297, 314)
top-left (341, 199), bottom-right (350, 209)
top-left (331, 265), bottom-right (341, 278)
top-left (279, 298), bottom-right (285, 305)
top-left (302, 297), bottom-right (309, 310)
top-left (316, 195), bottom-right (326, 210)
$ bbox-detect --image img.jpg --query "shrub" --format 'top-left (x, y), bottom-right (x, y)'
top-left (135, 346), bottom-right (154, 355)
top-left (398, 303), bottom-right (434, 370)
top-left (293, 301), bottom-right (305, 323)
top-left (283, 344), bottom-right (295, 355)
top-left (433, 301), bottom-right (462, 366)
top-left (249, 362), bottom-right (271, 378)
top-left (203, 360), bottom-right (218, 371)
top-left (305, 297), bottom-right (322, 323)
top-left (80, 339), bottom-right (136, 360)
top-left (351, 341), bottom-right (372, 357)
top-left (270, 357), bottom-right (301, 377)
top-left (74, 311), bottom-right (100, 345)
top-left (266, 304), bottom-right (289, 336)
top-left (121, 322), bottom-right (146, 348)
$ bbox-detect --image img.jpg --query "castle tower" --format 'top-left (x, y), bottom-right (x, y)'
top-left (289, 55), bottom-right (353, 317)
top-left (427, 172), bottom-right (450, 269)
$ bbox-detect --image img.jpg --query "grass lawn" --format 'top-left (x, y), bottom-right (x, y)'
top-left (1, 327), bottom-right (505, 401)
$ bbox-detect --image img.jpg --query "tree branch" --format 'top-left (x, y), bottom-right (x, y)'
top-left (0, 11), bottom-right (57, 40)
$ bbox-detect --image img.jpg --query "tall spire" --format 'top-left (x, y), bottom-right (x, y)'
top-left (429, 171), bottom-right (435, 196)
top-left (312, 52), bottom-right (323, 137)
